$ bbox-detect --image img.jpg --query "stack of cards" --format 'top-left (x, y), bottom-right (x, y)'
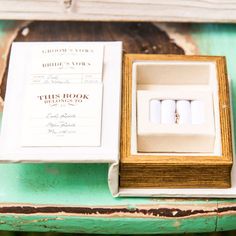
top-left (22, 44), bottom-right (104, 147)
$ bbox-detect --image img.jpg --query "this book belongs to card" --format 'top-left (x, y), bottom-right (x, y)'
top-left (21, 83), bottom-right (103, 147)
top-left (0, 42), bottom-right (122, 162)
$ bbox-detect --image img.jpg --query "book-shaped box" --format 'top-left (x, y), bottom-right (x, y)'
top-left (120, 54), bottom-right (233, 189)
top-left (0, 42), bottom-right (122, 163)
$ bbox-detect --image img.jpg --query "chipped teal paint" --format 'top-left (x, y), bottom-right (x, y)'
top-left (0, 162), bottom-right (218, 206)
top-left (216, 214), bottom-right (236, 232)
top-left (0, 215), bottom-right (217, 234)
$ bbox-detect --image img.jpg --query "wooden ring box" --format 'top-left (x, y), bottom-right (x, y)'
top-left (120, 54), bottom-right (233, 189)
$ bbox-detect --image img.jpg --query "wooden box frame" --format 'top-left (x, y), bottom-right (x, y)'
top-left (120, 54), bottom-right (233, 189)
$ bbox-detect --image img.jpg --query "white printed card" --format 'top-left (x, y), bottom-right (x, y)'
top-left (21, 83), bottom-right (103, 147)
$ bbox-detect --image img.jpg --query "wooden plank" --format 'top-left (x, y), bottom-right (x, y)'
top-left (0, 212), bottom-right (218, 234)
top-left (1, 0), bottom-right (236, 22)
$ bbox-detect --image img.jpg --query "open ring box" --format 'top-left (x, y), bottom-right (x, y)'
top-left (120, 54), bottom-right (233, 189)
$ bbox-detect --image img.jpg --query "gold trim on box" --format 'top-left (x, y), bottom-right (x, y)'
top-left (120, 54), bottom-right (233, 189)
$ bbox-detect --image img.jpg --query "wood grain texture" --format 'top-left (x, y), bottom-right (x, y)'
top-left (120, 54), bottom-right (233, 188)
top-left (2, 0), bottom-right (236, 22)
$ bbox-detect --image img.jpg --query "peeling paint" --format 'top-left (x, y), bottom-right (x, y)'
top-left (155, 23), bottom-right (199, 55)
top-left (217, 205), bottom-right (236, 216)
top-left (0, 205), bottom-right (219, 219)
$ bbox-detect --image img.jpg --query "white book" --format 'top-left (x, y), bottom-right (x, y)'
top-left (0, 41), bottom-right (122, 163)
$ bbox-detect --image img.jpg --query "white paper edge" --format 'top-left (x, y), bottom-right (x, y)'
top-left (108, 161), bottom-right (119, 197)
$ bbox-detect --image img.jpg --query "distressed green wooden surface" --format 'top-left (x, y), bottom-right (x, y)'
top-left (0, 21), bottom-right (236, 234)
top-left (0, 215), bottom-right (218, 234)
